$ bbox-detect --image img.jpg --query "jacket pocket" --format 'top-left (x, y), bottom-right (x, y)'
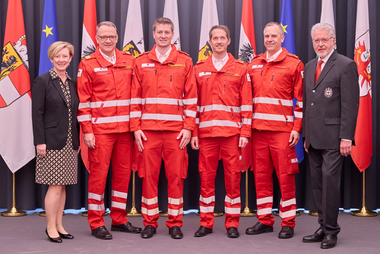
top-left (88, 145), bottom-right (99, 164)
top-left (44, 121), bottom-right (57, 129)
top-left (287, 150), bottom-right (299, 175)
top-left (325, 118), bottom-right (340, 125)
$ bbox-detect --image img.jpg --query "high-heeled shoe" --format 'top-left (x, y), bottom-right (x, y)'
top-left (58, 231), bottom-right (74, 239)
top-left (45, 229), bottom-right (62, 243)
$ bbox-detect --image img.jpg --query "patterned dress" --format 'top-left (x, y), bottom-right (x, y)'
top-left (35, 69), bottom-right (78, 185)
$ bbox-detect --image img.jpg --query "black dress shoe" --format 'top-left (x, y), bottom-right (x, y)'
top-left (111, 222), bottom-right (142, 233)
top-left (321, 234), bottom-right (337, 249)
top-left (58, 231), bottom-right (74, 239)
top-left (91, 226), bottom-right (112, 240)
top-left (302, 228), bottom-right (325, 243)
top-left (46, 229), bottom-right (62, 243)
top-left (246, 222), bottom-right (273, 235)
top-left (227, 227), bottom-right (240, 238)
top-left (278, 226), bottom-right (294, 239)
top-left (141, 225), bottom-right (156, 239)
top-left (194, 226), bottom-right (213, 237)
top-left (169, 226), bottom-right (183, 239)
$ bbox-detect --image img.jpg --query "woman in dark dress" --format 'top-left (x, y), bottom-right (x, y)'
top-left (32, 41), bottom-right (79, 243)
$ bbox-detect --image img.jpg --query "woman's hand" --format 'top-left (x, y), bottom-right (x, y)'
top-left (36, 144), bottom-right (47, 157)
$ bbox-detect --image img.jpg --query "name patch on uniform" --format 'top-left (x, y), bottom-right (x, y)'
top-left (251, 65), bottom-right (263, 69)
top-left (224, 73), bottom-right (239, 77)
top-left (291, 158), bottom-right (298, 163)
top-left (199, 71), bottom-right (211, 77)
top-left (123, 66), bottom-right (133, 69)
top-left (77, 69), bottom-right (83, 77)
top-left (247, 74), bottom-right (251, 82)
top-left (324, 87), bottom-right (333, 98)
top-left (142, 63), bottom-right (155, 68)
top-left (169, 64), bottom-right (185, 67)
top-left (94, 67), bottom-right (108, 72)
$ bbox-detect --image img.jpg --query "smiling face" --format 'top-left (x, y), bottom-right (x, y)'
top-left (96, 25), bottom-right (118, 56)
top-left (51, 47), bottom-right (72, 73)
top-left (312, 28), bottom-right (335, 59)
top-left (263, 25), bottom-right (284, 56)
top-left (153, 24), bottom-right (174, 49)
top-left (208, 28), bottom-right (231, 56)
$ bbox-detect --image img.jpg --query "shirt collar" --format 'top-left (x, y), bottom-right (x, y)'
top-left (266, 48), bottom-right (282, 62)
top-left (99, 48), bottom-right (116, 65)
top-left (212, 53), bottom-right (229, 71)
top-left (318, 49), bottom-right (334, 64)
top-left (155, 46), bottom-right (172, 63)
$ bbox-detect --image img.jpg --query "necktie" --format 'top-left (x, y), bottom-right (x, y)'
top-left (315, 60), bottom-right (324, 85)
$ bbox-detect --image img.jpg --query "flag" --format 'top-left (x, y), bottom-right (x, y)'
top-left (39, 0), bottom-right (58, 75)
top-left (123, 0), bottom-right (145, 58)
top-left (280, 0), bottom-right (304, 163)
top-left (238, 0), bottom-right (256, 171)
top-left (198, 0), bottom-right (218, 62)
top-left (320, 0), bottom-right (336, 49)
top-left (81, 0), bottom-right (97, 58)
top-left (351, 0), bottom-right (372, 172)
top-left (0, 0), bottom-right (34, 173)
top-left (163, 0), bottom-right (181, 50)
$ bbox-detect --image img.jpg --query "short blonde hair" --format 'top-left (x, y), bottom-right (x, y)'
top-left (48, 41), bottom-right (74, 60)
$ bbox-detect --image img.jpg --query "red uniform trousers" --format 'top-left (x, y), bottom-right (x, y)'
top-left (87, 133), bottom-right (133, 230)
top-left (139, 130), bottom-right (187, 229)
top-left (251, 130), bottom-right (298, 228)
top-left (198, 135), bottom-right (241, 230)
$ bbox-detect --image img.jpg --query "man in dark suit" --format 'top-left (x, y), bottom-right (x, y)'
top-left (302, 23), bottom-right (359, 249)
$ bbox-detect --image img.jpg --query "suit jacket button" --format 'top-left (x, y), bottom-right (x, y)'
top-left (311, 103), bottom-right (314, 106)
top-left (312, 90), bottom-right (315, 93)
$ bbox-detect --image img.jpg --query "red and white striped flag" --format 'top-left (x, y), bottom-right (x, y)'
top-left (351, 0), bottom-right (372, 172)
top-left (0, 0), bottom-right (35, 173)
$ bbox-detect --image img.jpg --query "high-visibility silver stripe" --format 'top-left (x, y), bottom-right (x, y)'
top-left (294, 111), bottom-right (303, 118)
top-left (296, 101), bottom-right (303, 108)
top-left (88, 204), bottom-right (105, 211)
top-left (253, 97), bottom-right (293, 106)
top-left (225, 207), bottom-right (241, 215)
top-left (111, 201), bottom-right (126, 210)
top-left (90, 100), bottom-right (131, 108)
top-left (131, 98), bottom-right (142, 104)
top-left (199, 206), bottom-right (214, 213)
top-left (141, 114), bottom-right (183, 121)
top-left (168, 197), bottom-right (183, 205)
top-left (78, 114), bottom-right (91, 122)
top-left (141, 207), bottom-right (159, 216)
top-left (257, 208), bottom-right (272, 215)
top-left (182, 98), bottom-right (197, 105)
top-left (253, 113), bottom-right (294, 122)
top-left (112, 190), bottom-right (128, 199)
top-left (225, 196), bottom-right (241, 205)
top-left (130, 111), bottom-right (142, 118)
top-left (91, 115), bottom-right (130, 124)
top-left (143, 98), bottom-right (184, 106)
top-left (279, 209), bottom-right (296, 218)
top-left (79, 102), bottom-right (91, 109)
top-left (280, 198), bottom-right (296, 208)
top-left (168, 208), bottom-right (183, 216)
top-left (257, 196), bottom-right (273, 205)
top-left (195, 118), bottom-right (199, 124)
top-left (142, 196), bottom-right (158, 205)
top-left (88, 192), bottom-right (104, 201)
top-left (199, 104), bottom-right (241, 113)
top-left (200, 195), bottom-right (215, 204)
top-left (199, 120), bottom-right (241, 128)
top-left (242, 118), bottom-right (252, 125)
top-left (241, 105), bottom-right (253, 111)
top-left (184, 110), bottom-right (196, 118)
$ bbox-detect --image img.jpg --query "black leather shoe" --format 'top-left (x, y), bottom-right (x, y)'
top-left (141, 225), bottom-right (156, 239)
top-left (91, 226), bottom-right (112, 240)
top-left (227, 227), bottom-right (240, 238)
top-left (169, 226), bottom-right (183, 239)
top-left (303, 228), bottom-right (325, 243)
top-left (58, 231), bottom-right (74, 239)
top-left (194, 226), bottom-right (213, 237)
top-left (278, 226), bottom-right (294, 239)
top-left (246, 222), bottom-right (273, 235)
top-left (321, 234), bottom-right (337, 249)
top-left (46, 229), bottom-right (62, 243)
top-left (111, 222), bottom-right (142, 233)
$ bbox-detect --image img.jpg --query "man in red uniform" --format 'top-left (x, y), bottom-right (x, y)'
top-left (246, 22), bottom-right (304, 239)
top-left (77, 21), bottom-right (141, 240)
top-left (191, 25), bottom-right (252, 238)
top-left (131, 17), bottom-right (197, 239)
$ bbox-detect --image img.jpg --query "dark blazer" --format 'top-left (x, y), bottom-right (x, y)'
top-left (32, 72), bottom-right (79, 150)
top-left (303, 50), bottom-right (359, 150)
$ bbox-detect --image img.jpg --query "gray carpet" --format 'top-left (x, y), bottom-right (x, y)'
top-left (0, 211), bottom-right (379, 253)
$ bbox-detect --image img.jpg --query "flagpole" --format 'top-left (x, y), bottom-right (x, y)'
top-left (1, 173), bottom-right (26, 217)
top-left (240, 171), bottom-right (255, 216)
top-left (128, 172), bottom-right (141, 216)
top-left (351, 171), bottom-right (377, 217)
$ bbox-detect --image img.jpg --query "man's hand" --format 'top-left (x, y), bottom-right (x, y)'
top-left (177, 129), bottom-right (191, 149)
top-left (191, 137), bottom-right (199, 150)
top-left (304, 141), bottom-right (308, 153)
top-left (340, 140), bottom-right (352, 157)
top-left (239, 137), bottom-right (249, 148)
top-left (289, 130), bottom-right (300, 148)
top-left (134, 130), bottom-right (147, 152)
top-left (84, 133), bottom-right (96, 149)
top-left (36, 144), bottom-right (47, 157)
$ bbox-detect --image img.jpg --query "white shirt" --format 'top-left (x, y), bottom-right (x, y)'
top-left (99, 49), bottom-right (116, 65)
top-left (155, 46), bottom-right (172, 63)
top-left (266, 48), bottom-right (282, 62)
top-left (318, 49), bottom-right (334, 71)
top-left (212, 53), bottom-right (229, 71)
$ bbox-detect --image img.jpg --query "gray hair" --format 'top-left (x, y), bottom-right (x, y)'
top-left (263, 22), bottom-right (284, 36)
top-left (311, 23), bottom-right (335, 38)
top-left (96, 21), bottom-right (117, 34)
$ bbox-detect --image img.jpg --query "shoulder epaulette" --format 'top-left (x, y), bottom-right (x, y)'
top-left (177, 50), bottom-right (190, 57)
top-left (287, 53), bottom-right (299, 59)
top-left (84, 55), bottom-right (91, 59)
top-left (252, 54), bottom-right (262, 60)
top-left (236, 59), bottom-right (245, 64)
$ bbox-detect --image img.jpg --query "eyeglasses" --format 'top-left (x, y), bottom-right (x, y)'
top-left (313, 37), bottom-right (333, 44)
top-left (97, 35), bottom-right (117, 42)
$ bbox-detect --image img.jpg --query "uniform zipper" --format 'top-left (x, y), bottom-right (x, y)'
top-left (223, 80), bottom-right (226, 95)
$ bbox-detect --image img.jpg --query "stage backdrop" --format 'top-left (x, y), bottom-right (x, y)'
top-left (0, 0), bottom-right (379, 212)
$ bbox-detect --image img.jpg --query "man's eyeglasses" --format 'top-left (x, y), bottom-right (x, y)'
top-left (313, 37), bottom-right (333, 44)
top-left (97, 35), bottom-right (117, 42)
